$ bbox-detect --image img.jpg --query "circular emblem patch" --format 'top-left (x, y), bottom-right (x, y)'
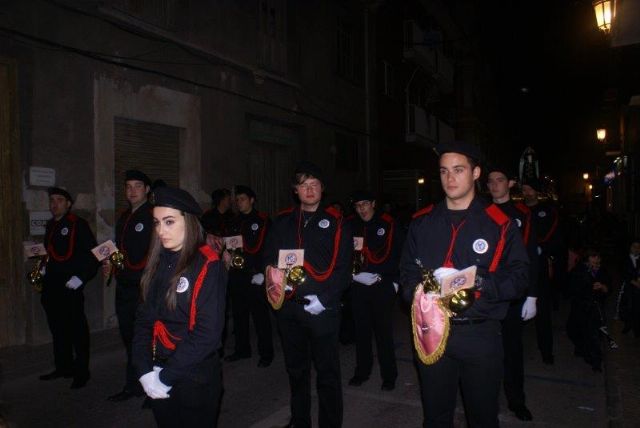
top-left (135, 222), bottom-right (144, 232)
top-left (377, 227), bottom-right (386, 236)
top-left (285, 253), bottom-right (298, 265)
top-left (61, 227), bottom-right (69, 236)
top-left (318, 219), bottom-right (330, 229)
top-left (538, 211), bottom-right (547, 218)
top-left (176, 277), bottom-right (189, 293)
top-left (472, 239), bottom-right (489, 254)
top-left (98, 246), bottom-right (111, 257)
top-left (451, 275), bottom-right (467, 289)
top-left (251, 223), bottom-right (259, 231)
top-left (516, 218), bottom-right (522, 228)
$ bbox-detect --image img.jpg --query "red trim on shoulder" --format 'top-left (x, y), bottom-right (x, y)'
top-left (485, 204), bottom-right (509, 226)
top-left (381, 213), bottom-right (394, 223)
top-left (199, 244), bottom-right (220, 262)
top-left (66, 213), bottom-right (78, 222)
top-left (257, 211), bottom-right (268, 220)
top-left (276, 206), bottom-right (295, 216)
top-left (514, 202), bottom-right (530, 215)
top-left (345, 213), bottom-right (356, 221)
top-left (324, 206), bottom-right (341, 218)
top-left (412, 204), bottom-right (434, 219)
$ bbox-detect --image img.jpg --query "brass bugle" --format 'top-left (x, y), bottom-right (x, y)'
top-left (442, 288), bottom-right (476, 315)
top-left (27, 256), bottom-right (47, 293)
top-left (352, 251), bottom-right (364, 275)
top-left (286, 264), bottom-right (306, 288)
top-left (110, 250), bottom-right (125, 271)
top-left (229, 248), bottom-right (245, 269)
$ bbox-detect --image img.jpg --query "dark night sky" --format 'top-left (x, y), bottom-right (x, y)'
top-left (478, 1), bottom-right (610, 181)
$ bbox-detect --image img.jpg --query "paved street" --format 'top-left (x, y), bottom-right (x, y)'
top-left (0, 296), bottom-right (636, 428)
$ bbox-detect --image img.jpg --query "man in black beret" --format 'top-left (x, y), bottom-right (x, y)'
top-left (39, 187), bottom-right (98, 388)
top-left (348, 190), bottom-right (403, 391)
top-left (521, 178), bottom-right (565, 365)
top-left (224, 185), bottom-right (274, 367)
top-left (106, 170), bottom-right (154, 402)
top-left (487, 164), bottom-right (539, 421)
top-left (400, 141), bottom-right (529, 427)
top-left (264, 161), bottom-right (353, 427)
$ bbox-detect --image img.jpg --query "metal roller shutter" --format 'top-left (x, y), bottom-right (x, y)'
top-left (114, 117), bottom-right (181, 213)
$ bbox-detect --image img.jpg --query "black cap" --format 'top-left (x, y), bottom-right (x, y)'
top-left (436, 140), bottom-right (483, 164)
top-left (210, 188), bottom-right (230, 204)
top-left (486, 163), bottom-right (517, 180)
top-left (294, 161), bottom-right (324, 184)
top-left (48, 187), bottom-right (73, 203)
top-left (152, 186), bottom-right (203, 215)
top-left (234, 185), bottom-right (256, 199)
top-left (521, 178), bottom-right (543, 192)
top-left (351, 190), bottom-right (375, 203)
top-left (125, 170), bottom-right (151, 186)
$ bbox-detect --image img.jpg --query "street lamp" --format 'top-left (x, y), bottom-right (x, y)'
top-left (593, 0), bottom-right (613, 34)
top-left (583, 172), bottom-right (590, 180)
top-left (596, 128), bottom-right (607, 143)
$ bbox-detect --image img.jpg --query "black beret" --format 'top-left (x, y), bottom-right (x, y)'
top-left (436, 140), bottom-right (483, 163)
top-left (152, 186), bottom-right (203, 215)
top-left (47, 187), bottom-right (73, 203)
top-left (210, 188), bottom-right (230, 203)
top-left (294, 161), bottom-right (324, 184)
top-left (521, 178), bottom-right (543, 192)
top-left (351, 190), bottom-right (375, 203)
top-left (234, 185), bottom-right (256, 199)
top-left (486, 163), bottom-right (517, 180)
top-left (125, 169), bottom-right (151, 186)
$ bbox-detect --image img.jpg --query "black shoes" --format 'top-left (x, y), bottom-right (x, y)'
top-left (70, 373), bottom-right (91, 389)
top-left (257, 358), bottom-right (273, 368)
top-left (39, 370), bottom-right (73, 381)
top-left (508, 404), bottom-right (533, 421)
top-left (107, 388), bottom-right (144, 402)
top-left (224, 353), bottom-right (251, 362)
top-left (348, 375), bottom-right (369, 386)
top-left (381, 380), bottom-right (395, 391)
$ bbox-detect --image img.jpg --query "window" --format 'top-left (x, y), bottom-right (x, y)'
top-left (337, 18), bottom-right (355, 80)
top-left (382, 61), bottom-right (394, 97)
top-left (258, 0), bottom-right (287, 74)
top-left (335, 133), bottom-right (359, 172)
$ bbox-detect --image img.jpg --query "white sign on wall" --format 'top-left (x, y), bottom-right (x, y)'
top-left (29, 167), bottom-right (56, 187)
top-left (29, 211), bottom-right (51, 236)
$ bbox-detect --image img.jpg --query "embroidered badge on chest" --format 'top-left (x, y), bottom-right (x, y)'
top-left (176, 277), bottom-right (189, 293)
top-left (516, 218), bottom-right (522, 228)
top-left (318, 219), bottom-right (330, 229)
top-left (61, 227), bottom-right (69, 236)
top-left (251, 223), bottom-right (259, 231)
top-left (472, 239), bottom-right (489, 254)
top-left (538, 211), bottom-right (547, 218)
top-left (135, 222), bottom-right (144, 232)
top-left (377, 227), bottom-right (386, 236)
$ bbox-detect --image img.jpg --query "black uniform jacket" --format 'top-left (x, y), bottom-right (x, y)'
top-left (495, 200), bottom-right (539, 297)
top-left (200, 208), bottom-right (234, 237)
top-left (263, 205), bottom-right (353, 309)
top-left (529, 202), bottom-right (563, 257)
top-left (227, 209), bottom-right (270, 275)
top-left (399, 197), bottom-right (529, 321)
top-left (569, 262), bottom-right (610, 307)
top-left (349, 211), bottom-right (404, 282)
top-left (44, 212), bottom-right (98, 287)
top-left (115, 202), bottom-right (154, 283)
top-left (132, 245), bottom-right (227, 386)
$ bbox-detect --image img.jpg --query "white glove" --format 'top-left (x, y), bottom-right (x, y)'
top-left (521, 296), bottom-right (537, 321)
top-left (353, 272), bottom-right (380, 286)
top-left (303, 294), bottom-right (326, 315)
top-left (393, 282), bottom-right (399, 293)
top-left (65, 276), bottom-right (83, 290)
top-left (139, 369), bottom-right (171, 399)
top-left (251, 273), bottom-right (265, 285)
top-left (433, 267), bottom-right (458, 284)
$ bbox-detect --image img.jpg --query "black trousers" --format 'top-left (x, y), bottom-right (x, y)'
top-left (228, 270), bottom-right (274, 359)
top-left (567, 301), bottom-right (603, 366)
top-left (535, 258), bottom-right (554, 359)
top-left (41, 283), bottom-right (90, 377)
top-left (417, 320), bottom-right (503, 428)
top-left (501, 302), bottom-right (525, 408)
top-left (277, 301), bottom-right (342, 428)
top-left (115, 279), bottom-right (141, 391)
top-left (350, 280), bottom-right (397, 383)
top-left (150, 356), bottom-right (222, 428)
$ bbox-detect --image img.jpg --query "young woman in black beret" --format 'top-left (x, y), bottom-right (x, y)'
top-left (132, 186), bottom-right (227, 427)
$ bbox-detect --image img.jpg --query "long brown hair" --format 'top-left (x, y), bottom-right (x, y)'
top-left (140, 211), bottom-right (205, 310)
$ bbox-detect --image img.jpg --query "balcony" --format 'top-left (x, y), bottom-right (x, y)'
top-left (403, 21), bottom-right (454, 93)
